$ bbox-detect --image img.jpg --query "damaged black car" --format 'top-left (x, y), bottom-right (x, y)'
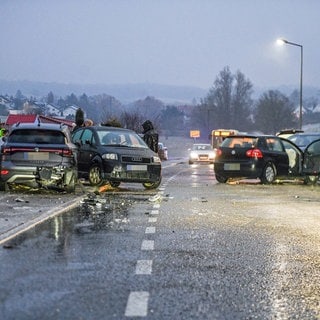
top-left (72, 126), bottom-right (162, 189)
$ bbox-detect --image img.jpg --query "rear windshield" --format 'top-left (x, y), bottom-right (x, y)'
top-left (221, 137), bottom-right (257, 148)
top-left (8, 129), bottom-right (66, 144)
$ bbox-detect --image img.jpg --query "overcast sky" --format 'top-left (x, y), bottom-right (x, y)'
top-left (0, 0), bottom-right (319, 90)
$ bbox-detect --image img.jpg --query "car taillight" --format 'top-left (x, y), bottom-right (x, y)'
top-left (1, 169), bottom-right (9, 175)
top-left (216, 149), bottom-right (222, 157)
top-left (246, 148), bottom-right (263, 158)
top-left (60, 149), bottom-right (73, 157)
top-left (2, 147), bottom-right (12, 154)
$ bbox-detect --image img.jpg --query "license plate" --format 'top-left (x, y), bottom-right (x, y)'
top-left (25, 152), bottom-right (49, 160)
top-left (224, 163), bottom-right (240, 170)
top-left (127, 164), bottom-right (147, 171)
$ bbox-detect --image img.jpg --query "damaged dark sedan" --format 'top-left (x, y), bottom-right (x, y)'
top-left (72, 126), bottom-right (162, 189)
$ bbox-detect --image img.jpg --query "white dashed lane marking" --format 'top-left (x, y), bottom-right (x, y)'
top-left (145, 226), bottom-right (156, 234)
top-left (141, 240), bottom-right (154, 250)
top-left (135, 260), bottom-right (153, 275)
top-left (125, 291), bottom-right (149, 317)
top-left (125, 183), bottom-right (169, 317)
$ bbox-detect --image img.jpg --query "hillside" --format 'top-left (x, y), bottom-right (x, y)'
top-left (0, 80), bottom-right (207, 105)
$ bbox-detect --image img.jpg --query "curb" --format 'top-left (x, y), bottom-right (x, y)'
top-left (0, 195), bottom-right (83, 245)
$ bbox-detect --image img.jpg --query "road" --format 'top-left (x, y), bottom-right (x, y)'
top-left (0, 157), bottom-right (319, 319)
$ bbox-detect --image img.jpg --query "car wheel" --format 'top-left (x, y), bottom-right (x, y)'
top-left (304, 175), bottom-right (319, 185)
top-left (109, 181), bottom-right (121, 187)
top-left (89, 164), bottom-right (104, 186)
top-left (260, 163), bottom-right (276, 184)
top-left (143, 177), bottom-right (161, 190)
top-left (215, 174), bottom-right (228, 183)
top-left (0, 181), bottom-right (9, 192)
top-left (189, 160), bottom-right (193, 164)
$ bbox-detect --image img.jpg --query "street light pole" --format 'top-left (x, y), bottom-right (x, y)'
top-left (277, 38), bottom-right (303, 130)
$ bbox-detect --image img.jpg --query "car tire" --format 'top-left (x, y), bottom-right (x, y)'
top-left (143, 177), bottom-right (161, 190)
top-left (215, 174), bottom-right (228, 183)
top-left (304, 175), bottom-right (319, 185)
top-left (189, 160), bottom-right (193, 165)
top-left (89, 164), bottom-right (104, 186)
top-left (0, 181), bottom-right (9, 192)
top-left (260, 163), bottom-right (276, 184)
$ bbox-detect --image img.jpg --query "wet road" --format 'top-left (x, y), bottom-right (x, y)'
top-left (0, 160), bottom-right (320, 319)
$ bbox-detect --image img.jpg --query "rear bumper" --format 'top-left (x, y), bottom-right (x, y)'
top-left (214, 161), bottom-right (263, 179)
top-left (1, 163), bottom-right (76, 186)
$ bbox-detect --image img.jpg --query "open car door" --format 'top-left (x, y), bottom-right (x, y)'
top-left (280, 138), bottom-right (304, 176)
top-left (302, 138), bottom-right (320, 177)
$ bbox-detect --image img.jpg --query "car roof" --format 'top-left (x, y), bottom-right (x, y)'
top-left (226, 134), bottom-right (277, 138)
top-left (11, 122), bottom-right (68, 131)
top-left (289, 132), bottom-right (320, 136)
top-left (276, 129), bottom-right (304, 135)
top-left (87, 126), bottom-right (133, 133)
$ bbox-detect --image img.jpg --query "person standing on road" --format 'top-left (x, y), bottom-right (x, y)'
top-left (0, 128), bottom-right (8, 147)
top-left (142, 120), bottom-right (159, 153)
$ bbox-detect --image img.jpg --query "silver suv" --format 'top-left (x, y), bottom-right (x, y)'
top-left (0, 122), bottom-right (78, 192)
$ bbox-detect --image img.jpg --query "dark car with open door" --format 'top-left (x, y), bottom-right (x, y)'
top-left (214, 134), bottom-right (320, 184)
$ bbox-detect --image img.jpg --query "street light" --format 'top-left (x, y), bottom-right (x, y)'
top-left (277, 38), bottom-right (303, 130)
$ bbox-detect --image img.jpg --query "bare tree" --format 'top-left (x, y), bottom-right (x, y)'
top-left (255, 90), bottom-right (297, 134)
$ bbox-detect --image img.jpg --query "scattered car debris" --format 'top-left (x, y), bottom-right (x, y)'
top-left (148, 194), bottom-right (161, 202)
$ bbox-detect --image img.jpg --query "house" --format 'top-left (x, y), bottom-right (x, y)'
top-left (46, 103), bottom-right (61, 117)
top-left (5, 114), bottom-right (38, 127)
top-left (62, 105), bottom-right (80, 118)
top-left (5, 114), bottom-right (74, 130)
top-left (0, 95), bottom-right (11, 106)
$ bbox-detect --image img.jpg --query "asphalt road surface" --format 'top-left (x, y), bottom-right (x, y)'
top-left (0, 150), bottom-right (319, 319)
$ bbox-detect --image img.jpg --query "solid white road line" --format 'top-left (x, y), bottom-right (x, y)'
top-left (135, 260), bottom-right (153, 275)
top-left (125, 291), bottom-right (149, 317)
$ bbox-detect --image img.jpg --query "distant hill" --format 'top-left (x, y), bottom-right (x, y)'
top-left (1, 79), bottom-right (319, 105)
top-left (0, 79), bottom-right (208, 105)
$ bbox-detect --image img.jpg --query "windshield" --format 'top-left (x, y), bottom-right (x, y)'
top-left (192, 144), bottom-right (212, 150)
top-left (98, 130), bottom-right (148, 148)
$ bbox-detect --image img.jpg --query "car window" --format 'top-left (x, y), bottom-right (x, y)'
top-left (266, 138), bottom-right (283, 152)
top-left (81, 129), bottom-right (95, 144)
top-left (9, 129), bottom-right (66, 144)
top-left (288, 134), bottom-right (320, 147)
top-left (193, 145), bottom-right (211, 150)
top-left (72, 129), bottom-right (83, 142)
top-left (221, 137), bottom-right (256, 148)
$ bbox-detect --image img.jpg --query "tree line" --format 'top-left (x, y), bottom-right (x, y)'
top-left (2, 65), bottom-right (320, 137)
